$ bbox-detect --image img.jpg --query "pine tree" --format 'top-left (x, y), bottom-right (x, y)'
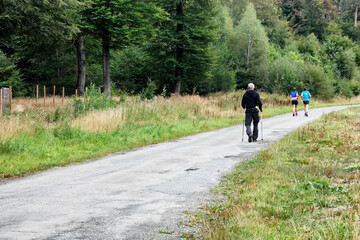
top-left (83, 0), bottom-right (166, 96)
top-left (148, 0), bottom-right (217, 95)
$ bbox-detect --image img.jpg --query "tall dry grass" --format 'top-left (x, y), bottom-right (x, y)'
top-left (2, 92), bottom-right (360, 140)
top-left (71, 95), bottom-right (243, 132)
top-left (0, 115), bottom-right (34, 140)
top-left (11, 96), bottom-right (73, 112)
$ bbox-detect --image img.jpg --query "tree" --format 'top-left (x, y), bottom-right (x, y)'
top-left (0, 50), bottom-right (24, 96)
top-left (148, 0), bottom-right (217, 95)
top-left (279, 0), bottom-right (337, 39)
top-left (231, 3), bottom-right (269, 89)
top-left (0, 0), bottom-right (82, 92)
top-left (83, 0), bottom-right (166, 96)
top-left (76, 36), bottom-right (86, 96)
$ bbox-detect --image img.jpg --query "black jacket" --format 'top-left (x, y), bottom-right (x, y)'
top-left (241, 90), bottom-right (262, 112)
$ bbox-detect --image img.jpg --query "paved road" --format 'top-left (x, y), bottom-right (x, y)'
top-left (0, 105), bottom-right (358, 240)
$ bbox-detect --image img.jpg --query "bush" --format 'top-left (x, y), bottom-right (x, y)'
top-left (73, 84), bottom-right (122, 115)
top-left (0, 50), bottom-right (26, 96)
top-left (267, 53), bottom-right (304, 94)
top-left (301, 64), bottom-right (334, 100)
top-left (140, 80), bottom-right (157, 100)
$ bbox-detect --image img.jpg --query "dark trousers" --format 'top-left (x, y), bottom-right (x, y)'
top-left (245, 109), bottom-right (260, 140)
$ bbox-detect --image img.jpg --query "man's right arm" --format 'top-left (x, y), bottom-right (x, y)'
top-left (241, 94), bottom-right (246, 109)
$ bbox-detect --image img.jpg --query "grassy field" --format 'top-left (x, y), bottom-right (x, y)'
top-left (195, 107), bottom-right (360, 239)
top-left (0, 92), bottom-right (359, 179)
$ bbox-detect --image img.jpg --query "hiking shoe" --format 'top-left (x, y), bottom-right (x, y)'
top-left (293, 113), bottom-right (295, 116)
top-left (305, 112), bottom-right (308, 117)
top-left (296, 112), bottom-right (298, 116)
top-left (248, 134), bottom-right (253, 142)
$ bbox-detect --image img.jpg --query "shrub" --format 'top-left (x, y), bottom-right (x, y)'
top-left (73, 84), bottom-right (122, 115)
top-left (301, 64), bottom-right (334, 100)
top-left (0, 50), bottom-right (26, 96)
top-left (140, 80), bottom-right (157, 100)
top-left (267, 53), bottom-right (304, 94)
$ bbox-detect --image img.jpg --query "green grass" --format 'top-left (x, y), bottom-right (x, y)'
top-left (0, 93), bottom-right (359, 179)
top-left (195, 107), bottom-right (360, 239)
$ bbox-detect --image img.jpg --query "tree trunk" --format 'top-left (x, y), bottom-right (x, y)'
top-left (102, 30), bottom-right (111, 97)
top-left (355, 5), bottom-right (358, 27)
top-left (246, 37), bottom-right (252, 69)
top-left (175, 2), bottom-right (184, 96)
top-left (76, 36), bottom-right (86, 96)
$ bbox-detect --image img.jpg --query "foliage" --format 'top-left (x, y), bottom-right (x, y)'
top-left (140, 80), bottom-right (157, 100)
top-left (73, 84), bottom-right (121, 115)
top-left (111, 46), bottom-right (149, 94)
top-left (231, 3), bottom-right (269, 89)
top-left (83, 0), bottom-right (167, 95)
top-left (1, 0), bottom-right (360, 98)
top-left (267, 51), bottom-right (304, 94)
top-left (0, 50), bottom-right (25, 96)
top-left (301, 64), bottom-right (334, 99)
top-left (147, 0), bottom-right (217, 95)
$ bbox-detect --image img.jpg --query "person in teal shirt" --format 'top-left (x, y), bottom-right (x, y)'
top-left (301, 87), bottom-right (311, 117)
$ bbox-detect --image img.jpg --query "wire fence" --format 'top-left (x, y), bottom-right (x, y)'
top-left (0, 85), bottom-right (100, 116)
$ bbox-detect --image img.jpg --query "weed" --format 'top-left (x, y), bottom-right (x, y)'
top-left (158, 230), bottom-right (174, 234)
top-left (344, 164), bottom-right (360, 171)
top-left (73, 83), bottom-right (121, 115)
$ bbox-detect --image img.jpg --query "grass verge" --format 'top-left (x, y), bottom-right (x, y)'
top-left (0, 93), bottom-right (359, 180)
top-left (195, 107), bottom-right (360, 239)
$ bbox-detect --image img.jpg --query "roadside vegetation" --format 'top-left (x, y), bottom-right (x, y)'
top-left (1, 89), bottom-right (360, 179)
top-left (193, 107), bottom-right (360, 239)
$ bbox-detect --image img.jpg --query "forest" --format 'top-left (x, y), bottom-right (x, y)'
top-left (1, 0), bottom-right (360, 99)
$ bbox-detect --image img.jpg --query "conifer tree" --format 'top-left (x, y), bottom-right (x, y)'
top-left (148, 0), bottom-right (217, 95)
top-left (84, 0), bottom-right (166, 96)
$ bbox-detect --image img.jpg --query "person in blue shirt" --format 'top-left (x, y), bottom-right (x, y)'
top-left (301, 87), bottom-right (311, 117)
top-left (290, 87), bottom-right (299, 116)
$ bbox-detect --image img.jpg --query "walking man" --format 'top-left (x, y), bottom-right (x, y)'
top-left (290, 87), bottom-right (299, 116)
top-left (301, 87), bottom-right (311, 117)
top-left (241, 83), bottom-right (262, 142)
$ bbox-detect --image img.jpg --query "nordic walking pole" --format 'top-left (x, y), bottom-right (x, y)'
top-left (242, 109), bottom-right (245, 142)
top-left (261, 111), bottom-right (264, 143)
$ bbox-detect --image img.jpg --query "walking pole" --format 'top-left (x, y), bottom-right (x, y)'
top-left (261, 111), bottom-right (264, 143)
top-left (242, 109), bottom-right (245, 142)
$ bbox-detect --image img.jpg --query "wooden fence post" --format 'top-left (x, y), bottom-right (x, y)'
top-left (36, 85), bottom-right (39, 105)
top-left (0, 88), bottom-right (2, 117)
top-left (75, 89), bottom-right (78, 97)
top-left (86, 87), bottom-right (88, 93)
top-left (53, 85), bottom-right (56, 106)
top-left (9, 86), bottom-right (12, 113)
top-left (62, 87), bottom-right (65, 106)
top-left (44, 86), bottom-right (46, 107)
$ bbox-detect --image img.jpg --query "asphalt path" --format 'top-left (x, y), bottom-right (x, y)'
top-left (0, 105), bottom-right (358, 240)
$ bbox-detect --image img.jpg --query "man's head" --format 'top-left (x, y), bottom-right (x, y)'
top-left (293, 87), bottom-right (296, 91)
top-left (248, 83), bottom-right (255, 90)
top-left (304, 87), bottom-right (307, 91)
